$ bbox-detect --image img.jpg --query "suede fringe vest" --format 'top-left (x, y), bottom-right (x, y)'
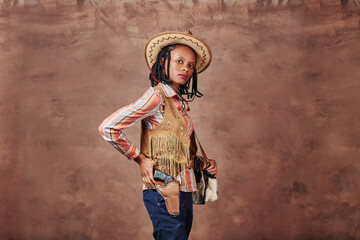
top-left (140, 84), bottom-right (197, 178)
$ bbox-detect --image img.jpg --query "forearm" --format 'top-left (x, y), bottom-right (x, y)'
top-left (98, 87), bottom-right (161, 160)
top-left (99, 122), bottom-right (140, 159)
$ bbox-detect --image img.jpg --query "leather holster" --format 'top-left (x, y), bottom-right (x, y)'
top-left (155, 180), bottom-right (180, 217)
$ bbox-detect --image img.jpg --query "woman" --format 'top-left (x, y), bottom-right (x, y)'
top-left (98, 30), bottom-right (217, 240)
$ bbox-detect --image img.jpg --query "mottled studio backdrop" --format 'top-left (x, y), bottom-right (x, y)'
top-left (0, 0), bottom-right (360, 239)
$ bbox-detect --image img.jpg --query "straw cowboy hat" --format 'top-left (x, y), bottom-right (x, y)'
top-left (145, 30), bottom-right (212, 74)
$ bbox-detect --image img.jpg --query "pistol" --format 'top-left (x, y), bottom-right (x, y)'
top-left (153, 169), bottom-right (174, 184)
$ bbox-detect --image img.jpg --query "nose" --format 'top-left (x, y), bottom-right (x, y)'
top-left (182, 65), bottom-right (189, 72)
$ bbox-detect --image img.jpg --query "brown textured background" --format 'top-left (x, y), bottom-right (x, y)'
top-left (1, 0), bottom-right (360, 239)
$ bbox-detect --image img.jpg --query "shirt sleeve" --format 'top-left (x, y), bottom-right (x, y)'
top-left (98, 87), bottom-right (162, 160)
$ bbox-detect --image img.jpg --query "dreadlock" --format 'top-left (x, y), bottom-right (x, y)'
top-left (149, 44), bottom-right (203, 101)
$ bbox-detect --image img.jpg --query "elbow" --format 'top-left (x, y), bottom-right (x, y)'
top-left (98, 122), bottom-right (105, 138)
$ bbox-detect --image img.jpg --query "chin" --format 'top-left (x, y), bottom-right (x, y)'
top-left (178, 78), bottom-right (189, 85)
top-left (171, 80), bottom-right (186, 87)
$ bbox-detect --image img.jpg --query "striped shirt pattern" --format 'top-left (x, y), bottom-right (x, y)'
top-left (99, 83), bottom-right (197, 192)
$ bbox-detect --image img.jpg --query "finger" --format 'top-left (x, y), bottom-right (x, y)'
top-left (203, 162), bottom-right (210, 169)
top-left (210, 160), bottom-right (217, 166)
top-left (206, 165), bottom-right (215, 171)
top-left (208, 168), bottom-right (217, 175)
top-left (145, 180), bottom-right (152, 188)
top-left (208, 167), bottom-right (216, 172)
top-left (149, 172), bottom-right (156, 186)
top-left (208, 170), bottom-right (217, 175)
top-left (145, 173), bottom-right (155, 188)
top-left (147, 178), bottom-right (155, 188)
top-left (142, 176), bottom-right (147, 186)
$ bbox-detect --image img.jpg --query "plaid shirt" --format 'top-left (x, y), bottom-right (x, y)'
top-left (99, 83), bottom-right (197, 192)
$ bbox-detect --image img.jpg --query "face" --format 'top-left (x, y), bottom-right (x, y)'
top-left (163, 45), bottom-right (196, 90)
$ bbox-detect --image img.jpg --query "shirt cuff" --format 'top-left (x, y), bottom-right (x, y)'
top-left (125, 145), bottom-right (140, 161)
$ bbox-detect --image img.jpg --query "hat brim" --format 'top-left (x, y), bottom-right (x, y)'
top-left (145, 31), bottom-right (212, 74)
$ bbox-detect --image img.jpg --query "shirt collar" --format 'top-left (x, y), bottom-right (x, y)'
top-left (160, 83), bottom-right (177, 98)
top-left (159, 83), bottom-right (190, 112)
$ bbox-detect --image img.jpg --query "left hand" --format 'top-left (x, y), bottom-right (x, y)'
top-left (204, 159), bottom-right (217, 177)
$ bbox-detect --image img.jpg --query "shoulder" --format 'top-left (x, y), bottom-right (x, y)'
top-left (136, 85), bottom-right (163, 108)
top-left (150, 84), bottom-right (165, 102)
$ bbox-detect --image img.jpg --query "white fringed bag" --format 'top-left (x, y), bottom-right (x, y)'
top-left (192, 132), bottom-right (218, 204)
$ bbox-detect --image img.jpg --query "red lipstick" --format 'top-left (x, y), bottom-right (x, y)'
top-left (179, 74), bottom-right (188, 80)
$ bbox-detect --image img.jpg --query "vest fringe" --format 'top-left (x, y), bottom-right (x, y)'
top-left (150, 132), bottom-right (190, 178)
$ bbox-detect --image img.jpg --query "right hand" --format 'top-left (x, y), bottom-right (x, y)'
top-left (134, 153), bottom-right (156, 189)
top-left (204, 159), bottom-right (217, 177)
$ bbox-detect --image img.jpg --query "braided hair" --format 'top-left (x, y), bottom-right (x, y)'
top-left (149, 44), bottom-right (203, 101)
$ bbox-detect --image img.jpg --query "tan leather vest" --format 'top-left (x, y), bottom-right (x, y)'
top-left (140, 84), bottom-right (197, 178)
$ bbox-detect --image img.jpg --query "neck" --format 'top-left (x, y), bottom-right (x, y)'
top-left (171, 83), bottom-right (179, 91)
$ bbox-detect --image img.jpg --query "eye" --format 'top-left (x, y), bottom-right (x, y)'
top-left (176, 60), bottom-right (183, 64)
top-left (188, 64), bottom-right (194, 69)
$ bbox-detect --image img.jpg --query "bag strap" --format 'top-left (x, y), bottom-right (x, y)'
top-left (193, 131), bottom-right (210, 168)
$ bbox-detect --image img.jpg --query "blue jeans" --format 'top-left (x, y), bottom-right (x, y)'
top-left (143, 189), bottom-right (193, 240)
